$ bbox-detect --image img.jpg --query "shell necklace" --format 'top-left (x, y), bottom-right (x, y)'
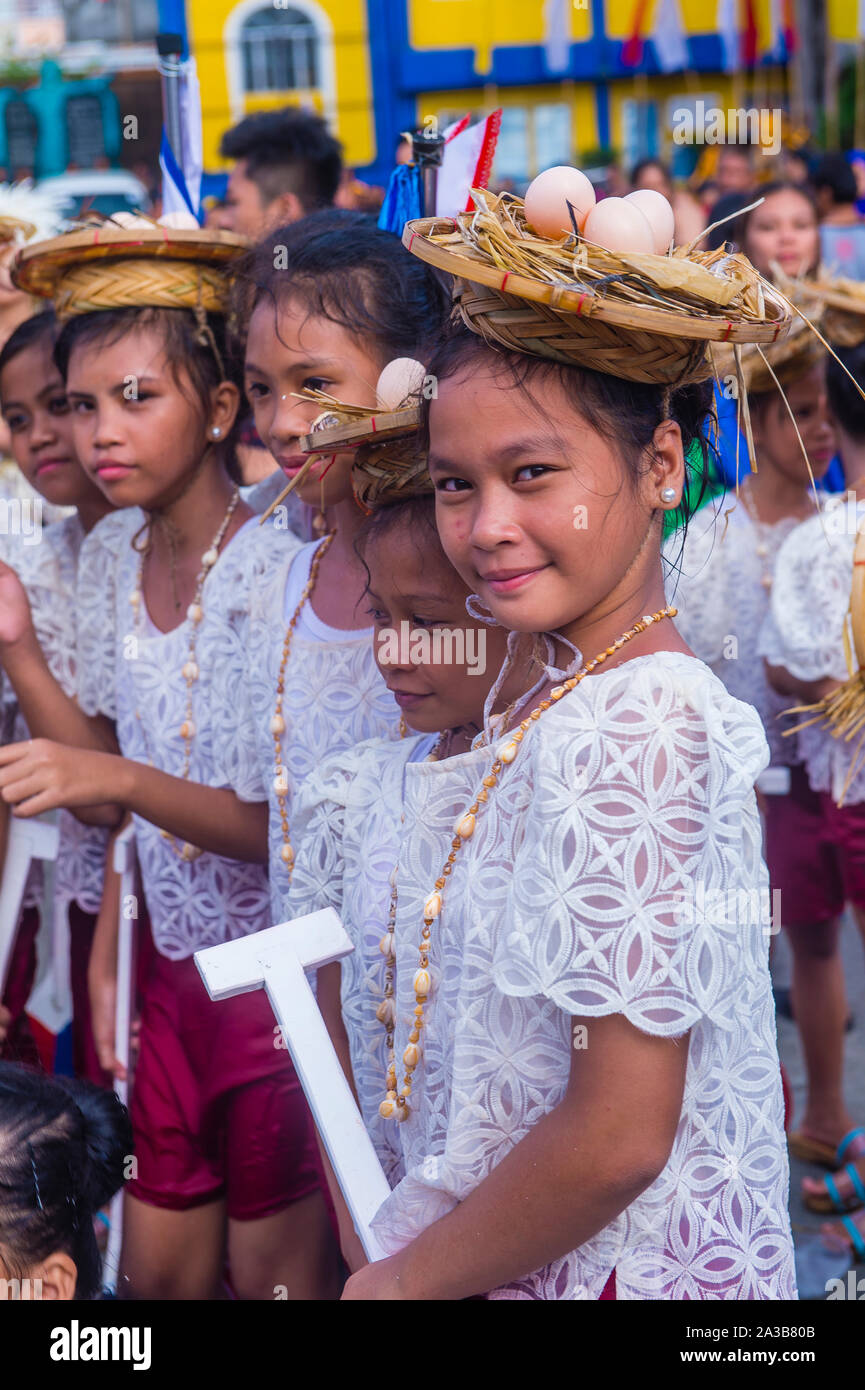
top-left (270, 531), bottom-right (335, 879)
top-left (378, 605), bottom-right (677, 1122)
top-left (130, 487), bottom-right (240, 862)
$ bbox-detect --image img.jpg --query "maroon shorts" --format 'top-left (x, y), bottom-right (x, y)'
top-left (762, 763), bottom-right (865, 926)
top-left (0, 905), bottom-right (40, 1068)
top-left (126, 949), bottom-right (323, 1221)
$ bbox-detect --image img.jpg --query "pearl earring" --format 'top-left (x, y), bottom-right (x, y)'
top-left (211, 427), bottom-right (221, 439)
top-left (660, 486), bottom-right (677, 504)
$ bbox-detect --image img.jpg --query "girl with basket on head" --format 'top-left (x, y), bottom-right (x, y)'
top-left (207, 210), bottom-right (448, 931)
top-left (338, 188), bottom-right (797, 1299)
top-left (0, 220), bottom-right (338, 1299)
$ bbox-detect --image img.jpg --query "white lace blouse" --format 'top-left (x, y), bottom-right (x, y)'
top-left (1, 515), bottom-right (108, 917)
top-left (759, 494), bottom-right (865, 803)
top-left (290, 653), bottom-right (796, 1300)
top-left (665, 500), bottom-right (804, 766)
top-left (76, 509), bottom-right (286, 959)
top-left (211, 538), bottom-right (402, 924)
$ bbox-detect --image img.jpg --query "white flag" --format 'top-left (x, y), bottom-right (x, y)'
top-left (160, 57), bottom-right (203, 219)
top-left (717, 0), bottom-right (739, 72)
top-left (543, 0), bottom-right (570, 75)
top-left (653, 0), bottom-right (689, 71)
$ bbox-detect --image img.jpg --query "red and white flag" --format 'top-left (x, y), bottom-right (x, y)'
top-left (436, 110), bottom-right (502, 217)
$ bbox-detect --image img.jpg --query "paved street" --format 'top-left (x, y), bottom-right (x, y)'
top-left (773, 914), bottom-right (865, 1298)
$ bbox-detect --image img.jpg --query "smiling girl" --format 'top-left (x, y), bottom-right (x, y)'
top-left (0, 310), bottom-right (113, 1077)
top-left (334, 243), bottom-right (797, 1296)
top-left (0, 224), bottom-right (337, 1299)
top-left (285, 427), bottom-right (534, 1271)
top-left (210, 210), bottom-right (448, 924)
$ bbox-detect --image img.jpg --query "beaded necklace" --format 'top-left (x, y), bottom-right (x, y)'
top-left (378, 605), bottom-right (677, 1122)
top-left (131, 487), bottom-right (240, 862)
top-left (270, 531), bottom-right (335, 878)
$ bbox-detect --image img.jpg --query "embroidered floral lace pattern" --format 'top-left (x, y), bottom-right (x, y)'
top-left (759, 497), bottom-right (865, 803)
top-left (211, 543), bottom-right (402, 924)
top-left (665, 502), bottom-right (802, 765)
top-left (2, 517), bottom-right (107, 915)
top-left (76, 510), bottom-right (285, 959)
top-left (287, 736), bottom-right (434, 1188)
top-left (330, 654), bottom-right (794, 1300)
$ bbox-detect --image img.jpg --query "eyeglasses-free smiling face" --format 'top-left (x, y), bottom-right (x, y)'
top-left (244, 298), bottom-right (386, 511)
top-left (363, 507), bottom-right (510, 735)
top-left (427, 361), bottom-right (684, 650)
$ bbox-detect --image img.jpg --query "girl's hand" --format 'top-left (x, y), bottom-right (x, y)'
top-left (340, 1253), bottom-right (408, 1300)
top-left (88, 958), bottom-right (125, 1080)
top-left (0, 740), bottom-right (115, 816)
top-left (0, 1002), bottom-right (11, 1047)
top-left (0, 559), bottom-right (36, 650)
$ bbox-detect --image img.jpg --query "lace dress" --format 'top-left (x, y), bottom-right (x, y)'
top-left (288, 732), bottom-right (438, 1188)
top-left (211, 539), bottom-right (402, 924)
top-left (1, 515), bottom-right (107, 922)
top-left (76, 509), bottom-right (286, 959)
top-left (296, 652), bottom-right (795, 1300)
top-left (665, 499), bottom-right (803, 766)
top-left (759, 494), bottom-right (865, 804)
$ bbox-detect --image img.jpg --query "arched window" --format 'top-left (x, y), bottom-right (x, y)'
top-left (241, 6), bottom-right (319, 93)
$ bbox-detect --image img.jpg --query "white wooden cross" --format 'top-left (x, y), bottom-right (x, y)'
top-left (195, 909), bottom-right (391, 1261)
top-left (103, 822), bottom-right (138, 1296)
top-left (0, 815), bottom-right (60, 996)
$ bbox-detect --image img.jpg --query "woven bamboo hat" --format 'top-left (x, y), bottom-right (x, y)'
top-left (712, 281), bottom-right (830, 397)
top-left (298, 390), bottom-right (429, 509)
top-left (773, 268), bottom-right (865, 349)
top-left (12, 221), bottom-right (247, 319)
top-left (403, 189), bottom-right (791, 387)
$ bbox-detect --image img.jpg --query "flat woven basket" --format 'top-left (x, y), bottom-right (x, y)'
top-left (403, 196), bottom-right (791, 386)
top-left (300, 404), bottom-right (429, 509)
top-left (774, 268), bottom-right (865, 349)
top-left (13, 225), bottom-right (247, 317)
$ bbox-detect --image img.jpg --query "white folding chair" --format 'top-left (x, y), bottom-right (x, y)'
top-left (195, 908), bottom-right (391, 1261)
top-left (0, 816), bottom-right (60, 998)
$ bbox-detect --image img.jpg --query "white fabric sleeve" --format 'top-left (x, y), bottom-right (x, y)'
top-left (493, 662), bottom-right (771, 1036)
top-left (758, 519), bottom-right (851, 683)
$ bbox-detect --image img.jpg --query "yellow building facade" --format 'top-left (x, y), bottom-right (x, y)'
top-left (183, 0), bottom-right (796, 184)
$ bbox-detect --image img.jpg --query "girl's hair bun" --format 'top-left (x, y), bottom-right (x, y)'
top-left (58, 1077), bottom-right (133, 1213)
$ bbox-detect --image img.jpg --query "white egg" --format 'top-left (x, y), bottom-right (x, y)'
top-left (582, 198), bottom-right (655, 255)
top-left (110, 212), bottom-right (153, 229)
top-left (159, 210), bottom-right (201, 230)
top-left (524, 166), bottom-right (596, 239)
top-left (376, 357), bottom-right (427, 411)
top-left (624, 189), bottom-right (675, 254)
